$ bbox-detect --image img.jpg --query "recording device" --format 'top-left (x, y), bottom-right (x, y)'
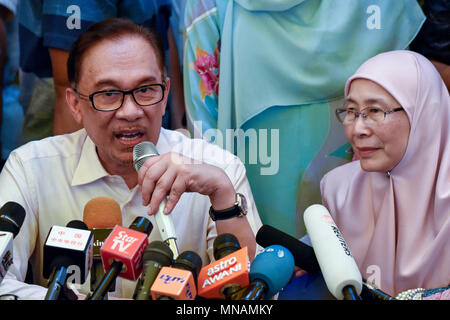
top-left (43, 220), bottom-right (94, 300)
top-left (132, 241), bottom-right (174, 300)
top-left (133, 141), bottom-right (179, 258)
top-left (0, 202), bottom-right (26, 284)
top-left (303, 204), bottom-right (362, 300)
top-left (150, 250), bottom-right (202, 300)
top-left (198, 234), bottom-right (250, 299)
top-left (87, 216), bottom-right (153, 300)
top-left (256, 224), bottom-right (320, 273)
top-left (83, 197), bottom-right (123, 292)
top-left (233, 245), bottom-right (294, 300)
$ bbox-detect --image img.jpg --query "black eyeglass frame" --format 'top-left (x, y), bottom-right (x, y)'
top-left (74, 83), bottom-right (166, 112)
top-left (335, 106), bottom-right (404, 124)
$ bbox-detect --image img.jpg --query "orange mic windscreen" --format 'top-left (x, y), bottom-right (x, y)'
top-left (83, 197), bottom-right (123, 229)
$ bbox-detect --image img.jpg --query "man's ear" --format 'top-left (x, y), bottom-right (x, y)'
top-left (161, 77), bottom-right (171, 116)
top-left (66, 87), bottom-right (83, 125)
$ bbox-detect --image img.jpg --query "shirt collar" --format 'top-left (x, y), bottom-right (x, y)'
top-left (71, 132), bottom-right (110, 186)
top-left (71, 128), bottom-right (173, 186)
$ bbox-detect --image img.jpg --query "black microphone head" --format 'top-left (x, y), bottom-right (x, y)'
top-left (133, 141), bottom-right (159, 172)
top-left (172, 251), bottom-right (203, 282)
top-left (66, 220), bottom-right (88, 230)
top-left (0, 202), bottom-right (26, 238)
top-left (143, 241), bottom-right (174, 266)
top-left (129, 216), bottom-right (153, 235)
top-left (213, 233), bottom-right (241, 260)
top-left (256, 224), bottom-right (320, 273)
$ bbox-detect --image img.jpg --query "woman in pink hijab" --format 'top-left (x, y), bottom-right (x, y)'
top-left (320, 50), bottom-right (450, 298)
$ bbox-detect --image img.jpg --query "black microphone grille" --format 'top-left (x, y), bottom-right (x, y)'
top-left (172, 251), bottom-right (203, 281)
top-left (213, 233), bottom-right (241, 260)
top-left (66, 220), bottom-right (88, 230)
top-left (143, 241), bottom-right (174, 266)
top-left (129, 216), bottom-right (153, 235)
top-left (133, 141), bottom-right (159, 172)
top-left (256, 224), bottom-right (321, 274)
top-left (0, 202), bottom-right (26, 237)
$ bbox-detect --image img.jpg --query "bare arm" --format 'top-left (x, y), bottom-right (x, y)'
top-left (137, 153), bottom-right (257, 261)
top-left (48, 47), bottom-right (83, 135)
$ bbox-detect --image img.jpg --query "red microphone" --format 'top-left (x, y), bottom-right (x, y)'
top-left (86, 216), bottom-right (153, 300)
top-left (197, 234), bottom-right (250, 299)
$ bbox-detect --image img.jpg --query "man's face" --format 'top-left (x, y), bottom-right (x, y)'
top-left (68, 36), bottom-right (170, 172)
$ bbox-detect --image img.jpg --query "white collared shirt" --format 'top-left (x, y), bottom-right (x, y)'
top-left (0, 128), bottom-right (262, 299)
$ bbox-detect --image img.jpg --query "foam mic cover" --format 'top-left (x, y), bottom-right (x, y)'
top-left (83, 197), bottom-right (122, 256)
top-left (240, 245), bottom-right (295, 300)
top-left (83, 197), bottom-right (123, 229)
top-left (213, 233), bottom-right (241, 261)
top-left (303, 204), bottom-right (362, 300)
top-left (150, 251), bottom-right (202, 300)
top-left (0, 202), bottom-right (26, 237)
top-left (83, 197), bottom-right (123, 291)
top-left (198, 235), bottom-right (250, 300)
top-left (133, 141), bottom-right (179, 258)
top-left (133, 241), bottom-right (174, 300)
top-left (256, 224), bottom-right (320, 273)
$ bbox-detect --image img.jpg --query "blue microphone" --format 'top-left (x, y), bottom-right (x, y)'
top-left (232, 245), bottom-right (295, 300)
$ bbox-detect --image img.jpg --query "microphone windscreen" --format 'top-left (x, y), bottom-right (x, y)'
top-left (172, 251), bottom-right (203, 282)
top-left (66, 220), bottom-right (88, 230)
top-left (143, 241), bottom-right (174, 265)
top-left (256, 224), bottom-right (320, 273)
top-left (213, 233), bottom-right (241, 260)
top-left (129, 216), bottom-right (153, 235)
top-left (250, 245), bottom-right (295, 298)
top-left (0, 202), bottom-right (26, 237)
top-left (83, 197), bottom-right (122, 228)
top-left (303, 204), bottom-right (362, 300)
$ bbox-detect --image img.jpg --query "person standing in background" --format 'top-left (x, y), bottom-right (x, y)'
top-left (183, 0), bottom-right (425, 238)
top-left (0, 0), bottom-right (23, 172)
top-left (18, 0), bottom-right (186, 145)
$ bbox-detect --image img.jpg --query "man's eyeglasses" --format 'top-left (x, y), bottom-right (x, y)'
top-left (74, 83), bottom-right (166, 111)
top-left (335, 106), bottom-right (404, 125)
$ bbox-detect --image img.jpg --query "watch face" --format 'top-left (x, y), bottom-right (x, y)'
top-left (236, 193), bottom-right (248, 216)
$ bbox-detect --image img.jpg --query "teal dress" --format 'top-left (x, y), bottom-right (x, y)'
top-left (183, 0), bottom-right (425, 237)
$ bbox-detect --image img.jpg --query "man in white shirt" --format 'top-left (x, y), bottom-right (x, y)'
top-left (0, 18), bottom-right (262, 299)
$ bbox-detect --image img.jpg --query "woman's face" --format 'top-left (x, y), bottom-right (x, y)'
top-left (344, 79), bottom-right (411, 172)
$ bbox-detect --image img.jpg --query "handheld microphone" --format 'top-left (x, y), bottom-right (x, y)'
top-left (233, 245), bottom-right (294, 300)
top-left (303, 204), bottom-right (362, 300)
top-left (83, 197), bottom-right (123, 292)
top-left (0, 202), bottom-right (26, 284)
top-left (43, 220), bottom-right (94, 300)
top-left (87, 216), bottom-right (153, 300)
top-left (132, 241), bottom-right (174, 300)
top-left (133, 141), bottom-right (179, 258)
top-left (256, 224), bottom-right (320, 273)
top-left (198, 234), bottom-right (250, 299)
top-left (150, 250), bottom-right (202, 300)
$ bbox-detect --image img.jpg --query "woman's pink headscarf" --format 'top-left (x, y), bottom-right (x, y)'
top-left (320, 50), bottom-right (450, 296)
